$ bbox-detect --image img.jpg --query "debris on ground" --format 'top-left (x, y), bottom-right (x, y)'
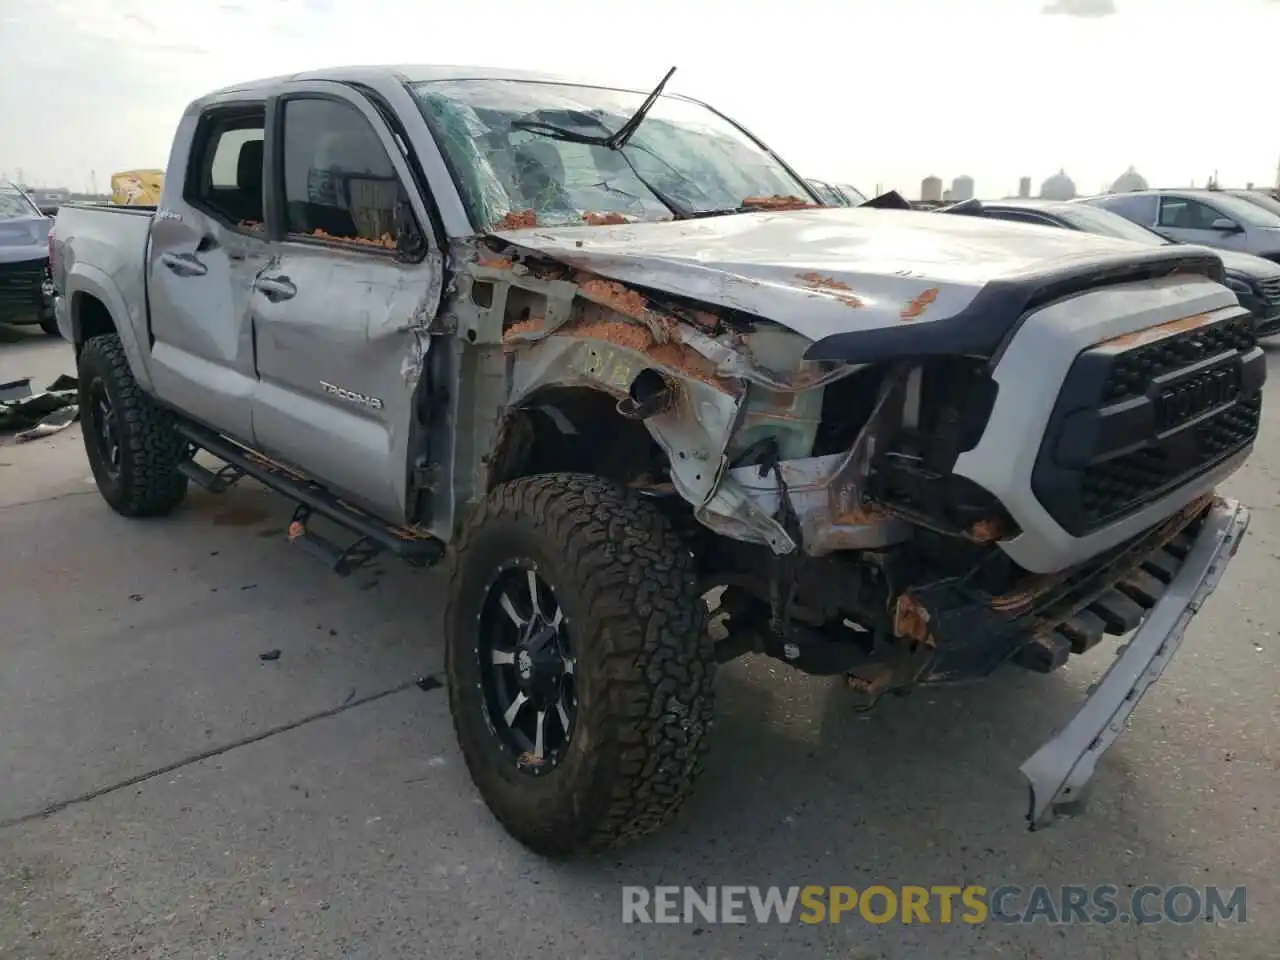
top-left (0, 374), bottom-right (80, 442)
top-left (259, 649), bottom-right (281, 662)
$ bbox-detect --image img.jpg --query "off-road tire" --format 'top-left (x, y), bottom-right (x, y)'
top-left (78, 333), bottom-right (188, 517)
top-left (445, 473), bottom-right (715, 857)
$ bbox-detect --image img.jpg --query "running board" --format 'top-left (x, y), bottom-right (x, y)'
top-left (175, 423), bottom-right (445, 572)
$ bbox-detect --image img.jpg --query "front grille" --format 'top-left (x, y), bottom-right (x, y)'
top-left (1258, 276), bottom-right (1280, 310)
top-left (1101, 315), bottom-right (1254, 401)
top-left (0, 257), bottom-right (48, 308)
top-left (1033, 310), bottom-right (1265, 536)
top-left (1079, 394), bottom-right (1260, 527)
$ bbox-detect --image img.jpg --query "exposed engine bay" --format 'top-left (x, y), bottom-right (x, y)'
top-left (436, 221), bottom-right (1263, 708)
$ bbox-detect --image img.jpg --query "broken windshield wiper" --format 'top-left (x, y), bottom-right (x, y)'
top-left (513, 67), bottom-right (677, 151)
top-left (509, 67), bottom-right (692, 220)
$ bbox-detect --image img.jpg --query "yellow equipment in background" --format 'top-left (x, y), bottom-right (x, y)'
top-left (111, 170), bottom-right (164, 205)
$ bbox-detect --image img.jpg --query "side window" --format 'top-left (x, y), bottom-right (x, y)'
top-left (281, 97), bottom-right (412, 250)
top-left (1159, 197), bottom-right (1225, 230)
top-left (1099, 194), bottom-right (1157, 224)
top-left (186, 106), bottom-right (266, 229)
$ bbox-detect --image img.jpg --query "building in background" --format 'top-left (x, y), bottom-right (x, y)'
top-left (921, 175), bottom-right (942, 202)
top-left (951, 175), bottom-right (974, 202)
top-left (1040, 169), bottom-right (1077, 201)
top-left (1110, 166), bottom-right (1148, 193)
top-left (1018, 176), bottom-right (1032, 198)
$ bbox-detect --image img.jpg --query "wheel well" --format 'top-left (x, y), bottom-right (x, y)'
top-left (73, 293), bottom-right (115, 353)
top-left (487, 387), bottom-right (666, 490)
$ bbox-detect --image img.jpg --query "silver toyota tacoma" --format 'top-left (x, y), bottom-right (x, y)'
top-left (51, 64), bottom-right (1259, 857)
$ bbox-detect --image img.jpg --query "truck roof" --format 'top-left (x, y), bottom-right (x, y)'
top-left (201, 64), bottom-right (650, 103)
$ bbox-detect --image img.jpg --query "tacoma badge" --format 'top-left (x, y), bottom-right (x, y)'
top-left (320, 381), bottom-right (384, 410)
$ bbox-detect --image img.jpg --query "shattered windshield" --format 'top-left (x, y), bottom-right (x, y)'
top-left (408, 78), bottom-right (810, 230)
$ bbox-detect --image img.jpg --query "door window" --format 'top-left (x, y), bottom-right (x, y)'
top-left (185, 106), bottom-right (266, 230)
top-left (281, 97), bottom-right (414, 251)
top-left (1158, 197), bottom-right (1229, 230)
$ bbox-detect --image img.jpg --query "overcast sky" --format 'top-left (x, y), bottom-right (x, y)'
top-left (3, 0), bottom-right (1279, 198)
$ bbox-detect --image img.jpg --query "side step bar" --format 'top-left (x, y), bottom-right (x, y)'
top-left (175, 422), bottom-right (445, 573)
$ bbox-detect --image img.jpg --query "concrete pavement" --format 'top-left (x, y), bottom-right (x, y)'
top-left (1, 325), bottom-right (1277, 959)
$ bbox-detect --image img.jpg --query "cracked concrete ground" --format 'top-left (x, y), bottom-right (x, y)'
top-left (1, 325), bottom-right (1277, 959)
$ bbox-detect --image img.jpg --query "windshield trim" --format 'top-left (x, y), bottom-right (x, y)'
top-left (405, 77), bottom-right (820, 234)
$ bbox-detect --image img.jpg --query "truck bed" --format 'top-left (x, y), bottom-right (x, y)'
top-left (50, 203), bottom-right (154, 326)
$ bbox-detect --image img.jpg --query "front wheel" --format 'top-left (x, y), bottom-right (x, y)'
top-left (77, 333), bottom-right (188, 517)
top-left (445, 474), bottom-right (716, 857)
top-left (39, 316), bottom-right (60, 337)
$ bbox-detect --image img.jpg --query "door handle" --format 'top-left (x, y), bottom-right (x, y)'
top-left (254, 275), bottom-right (297, 303)
top-left (159, 251), bottom-right (208, 277)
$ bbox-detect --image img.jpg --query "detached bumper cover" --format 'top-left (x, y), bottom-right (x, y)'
top-left (1019, 498), bottom-right (1249, 829)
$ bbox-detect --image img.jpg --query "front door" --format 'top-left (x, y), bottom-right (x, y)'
top-left (250, 82), bottom-right (443, 525)
top-left (1156, 195), bottom-right (1249, 253)
top-left (147, 101), bottom-right (271, 443)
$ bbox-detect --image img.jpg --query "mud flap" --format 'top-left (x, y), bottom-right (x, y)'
top-left (1019, 499), bottom-right (1249, 830)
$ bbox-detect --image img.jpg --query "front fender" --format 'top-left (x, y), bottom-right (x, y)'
top-left (67, 263), bottom-right (155, 393)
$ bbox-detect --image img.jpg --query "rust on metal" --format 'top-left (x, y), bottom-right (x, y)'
top-left (796, 272), bottom-right (864, 309)
top-left (845, 663), bottom-right (895, 697)
top-left (835, 501), bottom-right (891, 526)
top-left (495, 209), bottom-right (538, 230)
top-left (502, 315), bottom-right (546, 343)
top-left (893, 593), bottom-right (932, 644)
top-left (1100, 311), bottom-right (1218, 350)
top-left (968, 516), bottom-right (1007, 542)
top-left (900, 286), bottom-right (940, 321)
top-left (579, 278), bottom-right (649, 320)
top-left (742, 195), bottom-right (819, 211)
top-left (582, 212), bottom-right (630, 226)
top-left (477, 250), bottom-right (515, 270)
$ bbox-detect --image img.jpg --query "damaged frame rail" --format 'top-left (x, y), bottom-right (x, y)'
top-left (1020, 497), bottom-right (1249, 830)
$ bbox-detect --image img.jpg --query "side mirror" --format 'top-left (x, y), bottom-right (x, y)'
top-left (1210, 217), bottom-right (1242, 233)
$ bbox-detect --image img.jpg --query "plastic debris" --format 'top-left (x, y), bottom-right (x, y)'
top-left (0, 374), bottom-right (80, 441)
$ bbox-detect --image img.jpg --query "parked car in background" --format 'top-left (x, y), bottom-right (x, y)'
top-left (1223, 188), bottom-right (1280, 220)
top-left (804, 178), bottom-right (868, 207)
top-left (949, 197), bottom-right (1280, 336)
top-left (1083, 189), bottom-right (1280, 264)
top-left (0, 180), bottom-right (57, 335)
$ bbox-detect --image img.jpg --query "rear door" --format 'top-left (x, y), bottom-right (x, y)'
top-left (146, 99), bottom-right (271, 442)
top-left (250, 81), bottom-right (442, 525)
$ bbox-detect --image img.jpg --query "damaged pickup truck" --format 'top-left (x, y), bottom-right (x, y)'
top-left (51, 65), bottom-right (1260, 857)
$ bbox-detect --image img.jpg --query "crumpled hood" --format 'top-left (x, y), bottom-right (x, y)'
top-left (497, 207), bottom-right (1219, 343)
top-left (0, 215), bottom-right (52, 265)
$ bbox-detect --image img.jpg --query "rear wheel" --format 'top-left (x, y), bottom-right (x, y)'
top-left (445, 474), bottom-right (715, 857)
top-left (39, 316), bottom-right (60, 336)
top-left (78, 333), bottom-right (188, 517)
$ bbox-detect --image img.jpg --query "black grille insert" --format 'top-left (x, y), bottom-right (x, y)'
top-left (1033, 311), bottom-right (1264, 536)
top-left (0, 257), bottom-right (48, 308)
